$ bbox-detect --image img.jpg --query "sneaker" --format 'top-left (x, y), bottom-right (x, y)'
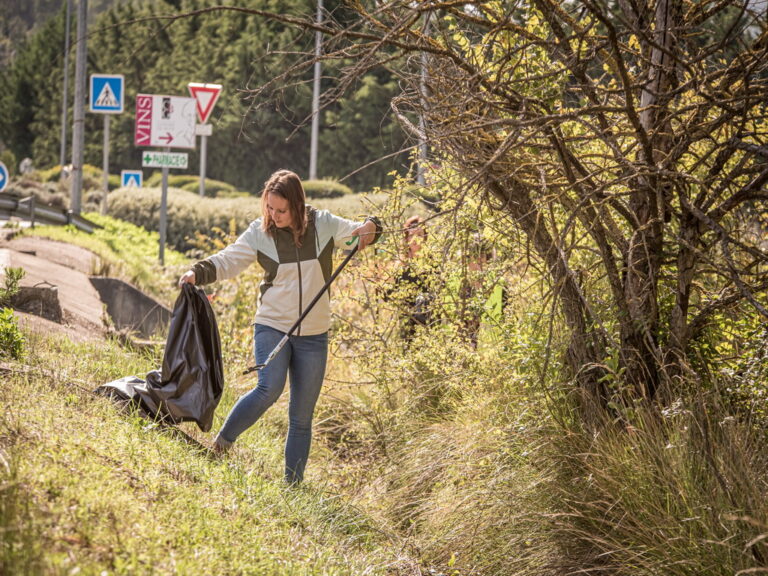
top-left (210, 434), bottom-right (231, 457)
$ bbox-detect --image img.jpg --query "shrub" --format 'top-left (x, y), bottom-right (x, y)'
top-left (0, 307), bottom-right (25, 360)
top-left (303, 179), bottom-right (354, 198)
top-left (0, 267), bottom-right (25, 307)
top-left (143, 173), bottom-right (242, 197)
top-left (0, 149), bottom-right (16, 175)
top-left (107, 187), bottom-right (384, 253)
top-left (108, 187), bottom-right (257, 253)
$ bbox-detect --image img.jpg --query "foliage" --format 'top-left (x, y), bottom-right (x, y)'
top-left (257, 0), bottom-right (768, 409)
top-left (144, 173), bottom-right (242, 197)
top-left (0, 264), bottom-right (25, 361)
top-left (0, 267), bottom-right (25, 307)
top-left (0, 0), bottom-right (409, 194)
top-left (6, 2), bottom-right (768, 575)
top-left (0, 308), bottom-right (25, 361)
top-left (0, 329), bottom-right (409, 575)
top-left (107, 187), bottom-right (257, 254)
top-left (6, 168), bottom-right (768, 576)
top-left (543, 402), bottom-right (768, 575)
top-left (107, 185), bottom-right (388, 254)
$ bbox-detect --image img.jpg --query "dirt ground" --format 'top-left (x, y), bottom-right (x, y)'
top-left (0, 229), bottom-right (109, 342)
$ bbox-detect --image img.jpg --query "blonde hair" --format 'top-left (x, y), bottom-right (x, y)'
top-left (260, 169), bottom-right (308, 246)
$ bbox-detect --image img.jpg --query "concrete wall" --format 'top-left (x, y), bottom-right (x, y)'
top-left (89, 277), bottom-right (171, 339)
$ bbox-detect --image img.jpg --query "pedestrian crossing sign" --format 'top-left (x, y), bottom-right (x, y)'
top-left (90, 74), bottom-right (124, 114)
top-left (121, 170), bottom-right (143, 188)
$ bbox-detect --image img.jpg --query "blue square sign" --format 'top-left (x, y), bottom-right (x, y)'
top-left (121, 170), bottom-right (143, 188)
top-left (90, 74), bottom-right (124, 114)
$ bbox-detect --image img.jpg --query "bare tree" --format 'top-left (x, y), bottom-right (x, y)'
top-left (189, 0), bottom-right (768, 405)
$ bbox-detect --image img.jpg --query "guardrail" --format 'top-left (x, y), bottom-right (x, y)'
top-left (0, 194), bottom-right (99, 234)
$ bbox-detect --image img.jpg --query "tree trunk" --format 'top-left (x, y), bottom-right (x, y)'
top-left (487, 179), bottom-right (608, 402)
top-left (620, 0), bottom-right (682, 398)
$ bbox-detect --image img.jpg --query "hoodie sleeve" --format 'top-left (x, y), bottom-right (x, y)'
top-left (316, 210), bottom-right (383, 249)
top-left (192, 221), bottom-right (261, 285)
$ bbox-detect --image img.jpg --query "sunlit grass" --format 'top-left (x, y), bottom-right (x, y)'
top-left (0, 328), bottom-right (410, 575)
top-left (6, 188), bottom-right (768, 575)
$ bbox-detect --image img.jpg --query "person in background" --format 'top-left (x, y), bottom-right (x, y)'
top-left (388, 215), bottom-right (435, 341)
top-left (178, 169), bottom-right (381, 484)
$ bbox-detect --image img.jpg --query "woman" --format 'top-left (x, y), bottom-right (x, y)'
top-left (179, 169), bottom-right (381, 483)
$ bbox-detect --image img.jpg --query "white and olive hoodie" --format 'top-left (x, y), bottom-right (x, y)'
top-left (191, 207), bottom-right (381, 336)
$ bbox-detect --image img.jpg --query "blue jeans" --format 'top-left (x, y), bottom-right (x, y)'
top-left (217, 324), bottom-right (328, 483)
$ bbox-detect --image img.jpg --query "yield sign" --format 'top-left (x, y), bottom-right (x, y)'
top-left (188, 83), bottom-right (222, 124)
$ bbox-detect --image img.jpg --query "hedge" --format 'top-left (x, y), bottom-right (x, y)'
top-left (108, 187), bottom-right (258, 253)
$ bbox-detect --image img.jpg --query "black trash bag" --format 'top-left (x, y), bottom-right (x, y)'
top-left (96, 283), bottom-right (224, 432)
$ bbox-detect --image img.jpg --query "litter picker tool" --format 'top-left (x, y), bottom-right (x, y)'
top-left (242, 239), bottom-right (360, 375)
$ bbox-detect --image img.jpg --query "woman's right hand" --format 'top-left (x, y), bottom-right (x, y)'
top-left (178, 270), bottom-right (196, 287)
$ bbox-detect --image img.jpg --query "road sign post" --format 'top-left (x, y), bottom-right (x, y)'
top-left (90, 74), bottom-right (124, 215)
top-left (188, 83), bottom-right (222, 197)
top-left (102, 115), bottom-right (110, 214)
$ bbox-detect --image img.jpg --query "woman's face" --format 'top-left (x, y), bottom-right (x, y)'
top-left (266, 193), bottom-right (294, 229)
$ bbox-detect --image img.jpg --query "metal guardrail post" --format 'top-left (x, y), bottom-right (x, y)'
top-left (17, 196), bottom-right (36, 229)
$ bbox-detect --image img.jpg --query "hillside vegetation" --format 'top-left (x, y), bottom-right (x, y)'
top-left (3, 0), bottom-right (768, 572)
top-left (2, 179), bottom-right (768, 575)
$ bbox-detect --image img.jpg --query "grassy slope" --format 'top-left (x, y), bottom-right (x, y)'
top-left (1, 211), bottom-right (413, 575)
top-left (0, 328), bottom-right (410, 576)
top-left (5, 202), bottom-right (768, 575)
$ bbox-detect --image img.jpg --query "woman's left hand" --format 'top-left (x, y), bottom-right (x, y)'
top-left (351, 219), bottom-right (377, 251)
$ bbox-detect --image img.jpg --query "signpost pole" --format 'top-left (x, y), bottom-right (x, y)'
top-left (159, 147), bottom-right (170, 266)
top-left (101, 114), bottom-right (110, 215)
top-left (199, 132), bottom-right (207, 197)
top-left (70, 0), bottom-right (87, 216)
top-left (90, 73), bottom-right (124, 214)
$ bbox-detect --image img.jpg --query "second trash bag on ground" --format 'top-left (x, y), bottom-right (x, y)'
top-left (96, 283), bottom-right (224, 432)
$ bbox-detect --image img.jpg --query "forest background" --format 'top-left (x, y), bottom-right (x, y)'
top-left (0, 0), bottom-right (408, 193)
top-left (2, 1), bottom-right (768, 575)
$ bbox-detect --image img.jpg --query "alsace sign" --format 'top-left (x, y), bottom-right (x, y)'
top-left (134, 94), bottom-right (196, 148)
top-left (141, 151), bottom-right (189, 169)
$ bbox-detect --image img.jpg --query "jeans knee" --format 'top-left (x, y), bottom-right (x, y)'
top-left (288, 418), bottom-right (313, 436)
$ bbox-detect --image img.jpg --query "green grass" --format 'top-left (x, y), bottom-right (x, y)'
top-left (8, 197), bottom-right (768, 576)
top-left (0, 329), bottom-right (410, 576)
